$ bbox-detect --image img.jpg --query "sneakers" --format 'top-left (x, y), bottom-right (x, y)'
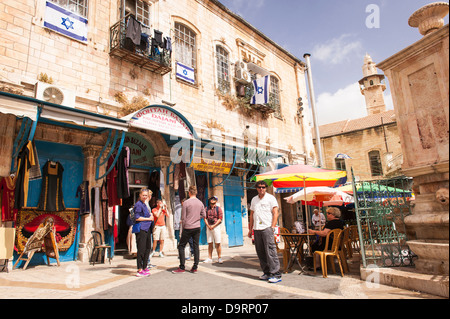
top-left (218, 258), bottom-right (223, 264)
top-left (159, 252), bottom-right (164, 258)
top-left (202, 258), bottom-right (213, 263)
top-left (172, 268), bottom-right (185, 274)
top-left (190, 268), bottom-right (198, 273)
top-left (259, 273), bottom-right (271, 281)
top-left (268, 277), bottom-right (282, 283)
top-left (136, 270), bottom-right (150, 277)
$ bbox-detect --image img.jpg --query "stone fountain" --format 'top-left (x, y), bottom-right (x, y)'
top-left (377, 2), bottom-right (449, 297)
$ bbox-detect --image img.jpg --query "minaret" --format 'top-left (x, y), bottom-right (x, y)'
top-left (359, 54), bottom-right (387, 115)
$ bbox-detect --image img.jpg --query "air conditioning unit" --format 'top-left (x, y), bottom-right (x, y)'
top-left (35, 82), bottom-right (76, 108)
top-left (235, 61), bottom-right (251, 84)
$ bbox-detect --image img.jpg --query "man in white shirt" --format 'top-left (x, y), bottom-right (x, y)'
top-left (248, 181), bottom-right (282, 283)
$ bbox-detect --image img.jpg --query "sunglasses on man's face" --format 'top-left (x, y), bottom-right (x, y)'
top-left (257, 186), bottom-right (266, 189)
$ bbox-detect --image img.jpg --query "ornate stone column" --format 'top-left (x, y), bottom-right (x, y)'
top-left (377, 2), bottom-right (449, 277)
top-left (78, 145), bottom-right (102, 262)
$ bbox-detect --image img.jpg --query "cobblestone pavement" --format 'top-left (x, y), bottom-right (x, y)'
top-left (0, 244), bottom-right (443, 300)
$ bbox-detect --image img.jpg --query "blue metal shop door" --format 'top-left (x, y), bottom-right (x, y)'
top-left (223, 176), bottom-right (244, 247)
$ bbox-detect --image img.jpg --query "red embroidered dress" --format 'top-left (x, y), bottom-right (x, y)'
top-left (0, 176), bottom-right (18, 222)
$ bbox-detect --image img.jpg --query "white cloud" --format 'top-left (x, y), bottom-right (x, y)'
top-left (315, 82), bottom-right (367, 126)
top-left (312, 34), bottom-right (363, 65)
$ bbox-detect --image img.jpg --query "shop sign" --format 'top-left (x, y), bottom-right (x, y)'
top-left (129, 106), bottom-right (194, 139)
top-left (124, 132), bottom-right (155, 167)
top-left (190, 158), bottom-right (233, 175)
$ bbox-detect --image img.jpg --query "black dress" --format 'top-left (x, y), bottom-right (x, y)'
top-left (37, 161), bottom-right (65, 212)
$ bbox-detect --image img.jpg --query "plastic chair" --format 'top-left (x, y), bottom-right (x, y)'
top-left (313, 229), bottom-right (345, 278)
top-left (342, 226), bottom-right (352, 259)
top-left (349, 225), bottom-right (360, 253)
top-left (90, 231), bottom-right (112, 266)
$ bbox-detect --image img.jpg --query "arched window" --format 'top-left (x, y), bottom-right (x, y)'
top-left (270, 76), bottom-right (281, 117)
top-left (369, 150), bottom-right (383, 177)
top-left (174, 23), bottom-right (197, 81)
top-left (216, 45), bottom-right (230, 93)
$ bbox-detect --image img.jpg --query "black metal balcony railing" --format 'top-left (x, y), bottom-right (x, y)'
top-left (110, 15), bottom-right (172, 75)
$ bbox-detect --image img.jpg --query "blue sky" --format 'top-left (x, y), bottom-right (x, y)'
top-left (218, 0), bottom-right (449, 125)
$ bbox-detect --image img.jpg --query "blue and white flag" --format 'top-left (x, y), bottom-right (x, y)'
top-left (176, 62), bottom-right (196, 85)
top-left (251, 76), bottom-right (269, 105)
top-left (44, 1), bottom-right (88, 43)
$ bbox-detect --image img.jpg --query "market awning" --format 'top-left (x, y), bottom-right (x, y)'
top-left (122, 105), bottom-right (198, 140)
top-left (0, 91), bottom-right (129, 132)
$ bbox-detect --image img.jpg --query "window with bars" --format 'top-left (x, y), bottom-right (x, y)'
top-left (124, 0), bottom-right (151, 26)
top-left (50, 0), bottom-right (88, 18)
top-left (270, 76), bottom-right (281, 117)
top-left (335, 158), bottom-right (346, 171)
top-left (216, 46), bottom-right (230, 93)
top-left (174, 23), bottom-right (197, 72)
top-left (369, 150), bottom-right (383, 177)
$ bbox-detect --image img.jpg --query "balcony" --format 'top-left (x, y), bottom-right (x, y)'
top-left (109, 15), bottom-right (172, 75)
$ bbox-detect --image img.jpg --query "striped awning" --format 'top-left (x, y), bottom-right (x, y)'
top-left (241, 147), bottom-right (271, 167)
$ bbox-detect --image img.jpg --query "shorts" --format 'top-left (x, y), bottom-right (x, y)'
top-left (206, 226), bottom-right (221, 244)
top-left (153, 225), bottom-right (167, 240)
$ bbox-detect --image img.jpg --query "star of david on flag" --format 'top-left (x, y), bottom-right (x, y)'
top-left (44, 1), bottom-right (88, 43)
top-left (251, 76), bottom-right (269, 105)
top-left (176, 62), bottom-right (196, 85)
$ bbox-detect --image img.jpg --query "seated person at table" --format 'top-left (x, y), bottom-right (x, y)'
top-left (308, 207), bottom-right (344, 270)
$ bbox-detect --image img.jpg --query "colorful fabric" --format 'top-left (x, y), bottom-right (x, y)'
top-left (15, 208), bottom-right (78, 253)
top-left (0, 176), bottom-right (18, 222)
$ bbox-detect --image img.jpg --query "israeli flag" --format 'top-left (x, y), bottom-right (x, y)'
top-left (251, 76), bottom-right (269, 105)
top-left (44, 1), bottom-right (88, 43)
top-left (176, 62), bottom-right (196, 85)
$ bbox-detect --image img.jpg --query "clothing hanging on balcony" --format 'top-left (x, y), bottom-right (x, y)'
top-left (126, 15), bottom-right (142, 45)
top-left (164, 36), bottom-right (172, 53)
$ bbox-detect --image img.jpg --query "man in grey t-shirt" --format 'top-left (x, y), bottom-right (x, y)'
top-left (173, 186), bottom-right (206, 274)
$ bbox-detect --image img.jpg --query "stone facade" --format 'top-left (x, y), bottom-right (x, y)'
top-left (0, 0), bottom-right (315, 261)
top-left (316, 55), bottom-right (402, 181)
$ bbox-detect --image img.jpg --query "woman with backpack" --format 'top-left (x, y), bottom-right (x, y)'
top-left (133, 188), bottom-right (154, 277)
top-left (202, 196), bottom-right (223, 264)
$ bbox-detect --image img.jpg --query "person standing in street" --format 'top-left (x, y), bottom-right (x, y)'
top-left (173, 186), bottom-right (206, 274)
top-left (248, 181), bottom-right (282, 283)
top-left (203, 196), bottom-right (223, 264)
top-left (151, 199), bottom-right (168, 258)
top-left (134, 188), bottom-right (154, 277)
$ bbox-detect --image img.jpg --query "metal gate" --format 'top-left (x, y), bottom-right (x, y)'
top-left (352, 169), bottom-right (417, 268)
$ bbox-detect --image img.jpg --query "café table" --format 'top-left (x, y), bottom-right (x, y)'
top-left (280, 233), bottom-right (315, 274)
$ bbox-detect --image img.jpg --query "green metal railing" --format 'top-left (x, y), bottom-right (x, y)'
top-left (351, 168), bottom-right (417, 268)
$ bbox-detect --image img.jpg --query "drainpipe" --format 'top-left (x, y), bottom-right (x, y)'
top-left (303, 53), bottom-right (324, 168)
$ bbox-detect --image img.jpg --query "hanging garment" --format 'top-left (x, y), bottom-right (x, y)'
top-left (164, 36), bottom-right (172, 53)
top-left (91, 186), bottom-right (101, 230)
top-left (126, 15), bottom-right (142, 45)
top-left (14, 141), bottom-right (36, 210)
top-left (28, 141), bottom-right (42, 181)
top-left (117, 146), bottom-right (130, 200)
top-left (75, 181), bottom-right (90, 216)
top-left (37, 161), bottom-right (65, 212)
top-left (0, 175), bottom-right (18, 222)
top-left (101, 180), bottom-right (110, 230)
top-left (106, 155), bottom-right (120, 207)
top-left (195, 174), bottom-right (207, 205)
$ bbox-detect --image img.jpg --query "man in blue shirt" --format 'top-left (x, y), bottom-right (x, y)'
top-left (134, 189), bottom-right (154, 277)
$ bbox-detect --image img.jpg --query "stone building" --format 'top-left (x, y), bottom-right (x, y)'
top-left (0, 0), bottom-right (315, 266)
top-left (315, 54), bottom-right (403, 181)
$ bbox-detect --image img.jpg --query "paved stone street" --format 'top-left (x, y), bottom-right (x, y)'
top-left (0, 244), bottom-right (442, 301)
